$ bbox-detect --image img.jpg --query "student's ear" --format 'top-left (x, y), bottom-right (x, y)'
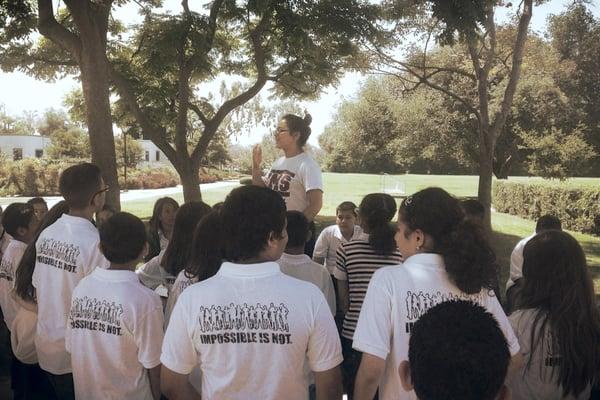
top-left (496, 384), bottom-right (511, 400)
top-left (98, 242), bottom-right (106, 256)
top-left (305, 230), bottom-right (311, 244)
top-left (398, 361), bottom-right (414, 392)
top-left (139, 242), bottom-right (149, 261)
top-left (16, 226), bottom-right (28, 239)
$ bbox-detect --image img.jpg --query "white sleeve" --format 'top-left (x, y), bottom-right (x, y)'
top-left (307, 296), bottom-right (343, 372)
top-left (352, 272), bottom-right (392, 360)
top-left (137, 255), bottom-right (164, 290)
top-left (485, 294), bottom-right (520, 356)
top-left (507, 239), bottom-right (525, 289)
top-left (301, 157), bottom-right (323, 192)
top-left (332, 244), bottom-right (347, 281)
top-left (312, 228), bottom-right (330, 259)
top-left (160, 293), bottom-right (198, 375)
top-left (135, 296), bottom-right (164, 369)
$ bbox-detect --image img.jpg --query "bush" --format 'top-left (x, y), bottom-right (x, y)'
top-left (121, 167), bottom-right (179, 189)
top-left (493, 181), bottom-right (600, 235)
top-left (0, 158), bottom-right (72, 196)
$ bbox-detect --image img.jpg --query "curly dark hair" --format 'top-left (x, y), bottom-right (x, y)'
top-left (399, 187), bottom-right (496, 294)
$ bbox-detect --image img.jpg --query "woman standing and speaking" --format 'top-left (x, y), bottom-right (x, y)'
top-left (252, 113), bottom-right (323, 223)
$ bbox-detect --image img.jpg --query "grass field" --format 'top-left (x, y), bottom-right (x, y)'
top-left (121, 172), bottom-right (600, 292)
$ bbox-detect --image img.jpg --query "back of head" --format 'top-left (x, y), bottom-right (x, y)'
top-left (359, 193), bottom-right (397, 255)
top-left (399, 188), bottom-right (496, 294)
top-left (408, 300), bottom-right (510, 400)
top-left (535, 214), bottom-right (561, 233)
top-left (59, 163), bottom-right (103, 210)
top-left (2, 203), bottom-right (35, 237)
top-left (27, 197), bottom-right (47, 207)
top-left (99, 212), bottom-right (147, 264)
top-left (221, 186), bottom-right (286, 262)
top-left (15, 200), bottom-right (69, 302)
top-left (282, 112), bottom-right (312, 148)
top-left (162, 201), bottom-right (212, 275)
top-left (520, 230), bottom-right (600, 397)
top-left (285, 211), bottom-right (309, 250)
top-left (461, 199), bottom-right (485, 222)
top-left (186, 211), bottom-right (224, 282)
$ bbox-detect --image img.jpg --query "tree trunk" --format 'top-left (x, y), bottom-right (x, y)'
top-left (79, 47), bottom-right (120, 209)
top-left (176, 158), bottom-right (201, 203)
top-left (478, 142), bottom-right (495, 231)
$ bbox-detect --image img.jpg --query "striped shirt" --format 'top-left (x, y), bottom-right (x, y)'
top-left (334, 240), bottom-right (402, 340)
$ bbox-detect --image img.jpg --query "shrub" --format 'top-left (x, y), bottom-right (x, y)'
top-left (493, 181), bottom-right (600, 235)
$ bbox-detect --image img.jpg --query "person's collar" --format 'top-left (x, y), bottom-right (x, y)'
top-left (280, 253), bottom-right (311, 264)
top-left (61, 213), bottom-right (96, 228)
top-left (218, 261), bottom-right (281, 278)
top-left (9, 238), bottom-right (27, 249)
top-left (92, 267), bottom-right (138, 282)
top-left (403, 253), bottom-right (444, 269)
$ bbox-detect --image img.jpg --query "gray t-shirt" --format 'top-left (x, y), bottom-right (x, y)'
top-left (508, 309), bottom-right (591, 400)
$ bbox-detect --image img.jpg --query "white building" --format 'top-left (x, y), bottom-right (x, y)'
top-left (0, 134), bottom-right (172, 168)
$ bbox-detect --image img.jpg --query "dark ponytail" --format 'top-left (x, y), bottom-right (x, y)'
top-left (282, 112), bottom-right (312, 148)
top-left (14, 200), bottom-right (69, 303)
top-left (185, 211), bottom-right (223, 282)
top-left (399, 188), bottom-right (496, 294)
top-left (359, 193), bottom-right (397, 255)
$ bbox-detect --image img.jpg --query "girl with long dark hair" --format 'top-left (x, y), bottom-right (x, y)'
top-left (334, 193), bottom-right (402, 398)
top-left (353, 188), bottom-right (521, 400)
top-left (508, 230), bottom-right (600, 399)
top-left (145, 197), bottom-right (179, 261)
top-left (138, 201), bottom-right (211, 292)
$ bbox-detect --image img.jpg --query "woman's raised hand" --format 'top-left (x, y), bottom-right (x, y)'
top-left (252, 144), bottom-right (262, 168)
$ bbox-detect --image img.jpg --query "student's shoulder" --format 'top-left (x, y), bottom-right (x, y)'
top-left (370, 263), bottom-right (406, 286)
top-left (128, 280), bottom-right (162, 308)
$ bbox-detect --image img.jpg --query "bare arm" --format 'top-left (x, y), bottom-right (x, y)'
top-left (336, 278), bottom-right (349, 315)
top-left (314, 365), bottom-right (343, 400)
top-left (160, 366), bottom-right (199, 400)
top-left (147, 365), bottom-right (161, 400)
top-left (251, 144), bottom-right (266, 187)
top-left (303, 189), bottom-right (323, 222)
top-left (353, 353), bottom-right (385, 400)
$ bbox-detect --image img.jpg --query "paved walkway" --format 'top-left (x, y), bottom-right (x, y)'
top-left (0, 180), bottom-right (239, 208)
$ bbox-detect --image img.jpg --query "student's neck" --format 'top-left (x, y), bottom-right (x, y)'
top-left (283, 147), bottom-right (303, 158)
top-left (285, 247), bottom-right (305, 256)
top-left (69, 208), bottom-right (95, 221)
top-left (161, 226), bottom-right (173, 239)
top-left (109, 263), bottom-right (136, 271)
top-left (340, 226), bottom-right (354, 240)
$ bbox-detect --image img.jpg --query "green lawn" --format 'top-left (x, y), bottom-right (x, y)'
top-left (121, 172), bottom-right (600, 292)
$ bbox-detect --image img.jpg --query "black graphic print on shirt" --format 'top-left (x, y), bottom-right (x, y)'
top-left (0, 258), bottom-right (13, 281)
top-left (266, 169), bottom-right (295, 198)
top-left (70, 296), bottom-right (124, 336)
top-left (404, 290), bottom-right (483, 333)
top-left (37, 238), bottom-right (81, 273)
top-left (197, 302), bottom-right (292, 345)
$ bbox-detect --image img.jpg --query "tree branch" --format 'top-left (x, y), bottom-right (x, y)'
top-left (188, 102), bottom-right (209, 126)
top-left (37, 0), bottom-right (82, 61)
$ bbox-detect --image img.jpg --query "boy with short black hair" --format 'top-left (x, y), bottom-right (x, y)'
top-left (278, 211), bottom-right (336, 314)
top-left (398, 300), bottom-right (510, 400)
top-left (67, 212), bottom-right (163, 400)
top-left (32, 162), bottom-right (109, 399)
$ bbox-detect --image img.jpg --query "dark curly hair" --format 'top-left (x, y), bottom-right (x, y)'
top-left (399, 187), bottom-right (496, 294)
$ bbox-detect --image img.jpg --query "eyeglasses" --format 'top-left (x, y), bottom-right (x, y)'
top-left (91, 185), bottom-right (110, 202)
top-left (274, 128), bottom-right (289, 135)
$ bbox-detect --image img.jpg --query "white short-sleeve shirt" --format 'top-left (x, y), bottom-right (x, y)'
top-left (32, 214), bottom-right (109, 374)
top-left (66, 268), bottom-right (164, 400)
top-left (264, 153), bottom-right (323, 212)
top-left (164, 270), bottom-right (198, 328)
top-left (506, 233), bottom-right (535, 290)
top-left (312, 225), bottom-right (365, 274)
top-left (353, 253), bottom-right (520, 400)
top-left (161, 261), bottom-right (342, 400)
top-left (137, 250), bottom-right (176, 291)
top-left (277, 253), bottom-right (336, 315)
top-left (0, 239), bottom-right (26, 329)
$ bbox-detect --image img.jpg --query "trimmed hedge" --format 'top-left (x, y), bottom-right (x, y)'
top-left (493, 181), bottom-right (600, 235)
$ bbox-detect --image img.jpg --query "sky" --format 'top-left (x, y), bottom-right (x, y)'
top-left (0, 0), bottom-right (598, 147)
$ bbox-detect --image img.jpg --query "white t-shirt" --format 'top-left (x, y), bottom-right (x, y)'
top-left (312, 225), bottom-right (365, 274)
top-left (264, 153), bottom-right (323, 212)
top-left (32, 214), bottom-right (109, 374)
top-left (508, 309), bottom-right (591, 400)
top-left (161, 261), bottom-right (342, 400)
top-left (506, 233), bottom-right (535, 290)
top-left (0, 239), bottom-right (26, 329)
top-left (164, 270), bottom-right (198, 328)
top-left (353, 253), bottom-right (520, 400)
top-left (66, 268), bottom-right (164, 400)
top-left (277, 253), bottom-right (336, 315)
top-left (137, 250), bottom-right (176, 291)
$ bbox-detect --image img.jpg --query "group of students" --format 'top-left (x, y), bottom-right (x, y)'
top-left (0, 111), bottom-right (597, 400)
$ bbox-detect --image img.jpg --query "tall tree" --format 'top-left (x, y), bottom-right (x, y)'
top-left (373, 0), bottom-right (535, 228)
